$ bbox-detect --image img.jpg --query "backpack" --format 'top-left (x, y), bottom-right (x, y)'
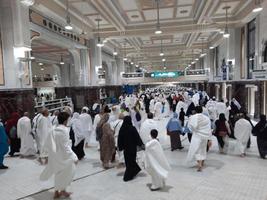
top-left (9, 126), bottom-right (17, 139)
top-left (136, 112), bottom-right (141, 122)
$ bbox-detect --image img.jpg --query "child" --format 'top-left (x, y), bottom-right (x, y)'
top-left (145, 129), bottom-right (171, 191)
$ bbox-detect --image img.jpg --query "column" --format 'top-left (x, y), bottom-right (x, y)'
top-left (116, 57), bottom-right (124, 85)
top-left (80, 49), bottom-right (90, 86)
top-left (222, 82), bottom-right (227, 102)
top-left (215, 84), bottom-right (220, 101)
top-left (89, 39), bottom-right (101, 86)
top-left (245, 84), bottom-right (258, 117)
top-left (0, 0), bottom-right (32, 89)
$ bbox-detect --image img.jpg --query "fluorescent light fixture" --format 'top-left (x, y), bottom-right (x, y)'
top-left (135, 64), bottom-right (139, 68)
top-left (113, 51), bottom-right (118, 56)
top-left (209, 46), bottom-right (215, 49)
top-left (65, 24), bottom-right (73, 30)
top-left (30, 56), bottom-right (35, 60)
top-left (131, 62), bottom-right (134, 65)
top-left (38, 63), bottom-right (43, 66)
top-left (160, 52), bottom-right (164, 56)
top-left (155, 28), bottom-right (162, 35)
top-left (97, 36), bottom-right (104, 47)
top-left (97, 43), bottom-right (104, 47)
top-left (123, 57), bottom-right (128, 61)
top-left (219, 30), bottom-right (224, 34)
top-left (223, 32), bottom-right (230, 38)
top-left (162, 58), bottom-right (166, 62)
top-left (60, 61), bottom-right (65, 65)
top-left (200, 53), bottom-right (206, 57)
top-left (253, 7), bottom-right (263, 12)
top-left (195, 58), bottom-right (199, 61)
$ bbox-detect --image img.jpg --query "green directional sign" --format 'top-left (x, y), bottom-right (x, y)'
top-left (150, 71), bottom-right (179, 78)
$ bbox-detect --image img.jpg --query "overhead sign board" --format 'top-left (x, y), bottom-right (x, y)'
top-left (150, 71), bottom-right (179, 78)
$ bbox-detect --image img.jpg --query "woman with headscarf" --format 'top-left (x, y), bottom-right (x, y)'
top-left (5, 112), bottom-right (20, 157)
top-left (118, 116), bottom-right (144, 181)
top-left (69, 113), bottom-right (85, 160)
top-left (97, 113), bottom-right (115, 169)
top-left (252, 114), bottom-right (267, 159)
top-left (166, 112), bottom-right (184, 151)
top-left (213, 113), bottom-right (231, 154)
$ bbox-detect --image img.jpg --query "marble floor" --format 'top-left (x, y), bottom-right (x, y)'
top-left (1, 118), bottom-right (267, 200)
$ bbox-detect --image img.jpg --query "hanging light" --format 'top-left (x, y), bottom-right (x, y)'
top-left (209, 46), bottom-right (215, 49)
top-left (154, 0), bottom-right (162, 35)
top-left (200, 38), bottom-right (206, 57)
top-left (60, 54), bottom-right (65, 65)
top-left (64, 0), bottom-right (73, 30)
top-left (96, 18), bottom-right (104, 47)
top-left (130, 61), bottom-right (134, 65)
top-left (41, 67), bottom-right (44, 71)
top-left (113, 48), bottom-right (118, 56)
top-left (223, 6), bottom-right (230, 38)
top-left (162, 58), bottom-right (166, 62)
top-left (38, 63), bottom-right (43, 66)
top-left (135, 64), bottom-right (139, 68)
top-left (253, 0), bottom-right (263, 13)
top-left (195, 58), bottom-right (199, 61)
top-left (159, 38), bottom-right (164, 56)
top-left (123, 42), bottom-right (127, 61)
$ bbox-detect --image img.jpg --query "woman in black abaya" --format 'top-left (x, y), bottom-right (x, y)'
top-left (118, 116), bottom-right (144, 181)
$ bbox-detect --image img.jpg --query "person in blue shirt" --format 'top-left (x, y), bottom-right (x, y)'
top-left (166, 113), bottom-right (184, 151)
top-left (0, 121), bottom-right (9, 169)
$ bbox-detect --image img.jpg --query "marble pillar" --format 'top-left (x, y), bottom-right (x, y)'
top-left (0, 0), bottom-right (33, 89)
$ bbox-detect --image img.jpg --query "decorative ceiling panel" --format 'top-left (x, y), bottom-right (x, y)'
top-left (143, 8), bottom-right (174, 21)
top-left (71, 2), bottom-right (97, 15)
top-left (176, 6), bottom-right (192, 18)
top-left (126, 11), bottom-right (144, 22)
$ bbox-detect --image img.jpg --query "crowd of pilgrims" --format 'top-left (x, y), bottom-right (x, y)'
top-left (0, 87), bottom-right (267, 198)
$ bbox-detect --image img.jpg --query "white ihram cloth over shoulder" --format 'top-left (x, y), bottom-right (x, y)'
top-left (234, 118), bottom-right (252, 154)
top-left (145, 139), bottom-right (171, 189)
top-left (140, 119), bottom-right (158, 144)
top-left (36, 115), bottom-right (52, 158)
top-left (17, 116), bottom-right (36, 156)
top-left (79, 113), bottom-right (93, 143)
top-left (40, 125), bottom-right (78, 191)
top-left (70, 113), bottom-right (85, 147)
top-left (185, 113), bottom-right (212, 167)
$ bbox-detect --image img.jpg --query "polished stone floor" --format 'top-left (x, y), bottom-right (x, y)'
top-left (1, 118), bottom-right (267, 200)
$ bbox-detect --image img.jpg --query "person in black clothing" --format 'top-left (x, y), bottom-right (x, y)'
top-left (179, 108), bottom-right (185, 127)
top-left (144, 95), bottom-right (151, 114)
top-left (186, 102), bottom-right (196, 117)
top-left (252, 114), bottom-right (267, 159)
top-left (118, 116), bottom-right (144, 182)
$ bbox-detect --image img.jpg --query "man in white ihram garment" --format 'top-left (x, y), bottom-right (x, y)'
top-left (17, 112), bottom-right (36, 157)
top-left (80, 107), bottom-right (93, 148)
top-left (154, 100), bottom-right (163, 120)
top-left (140, 113), bottom-right (158, 144)
top-left (234, 113), bottom-right (252, 157)
top-left (40, 112), bottom-right (78, 199)
top-left (216, 100), bottom-right (227, 118)
top-left (35, 108), bottom-right (52, 164)
top-left (145, 129), bottom-right (171, 191)
top-left (185, 106), bottom-right (212, 172)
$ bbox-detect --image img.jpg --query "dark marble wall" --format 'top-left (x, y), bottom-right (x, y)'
top-left (207, 81), bottom-right (265, 118)
top-left (0, 89), bottom-right (35, 121)
top-left (55, 85), bottom-right (122, 112)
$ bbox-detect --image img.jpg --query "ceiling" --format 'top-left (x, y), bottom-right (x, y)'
top-left (32, 0), bottom-right (259, 69)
